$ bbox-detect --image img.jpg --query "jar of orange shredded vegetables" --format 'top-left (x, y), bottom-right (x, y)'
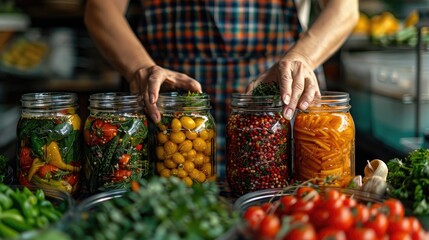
top-left (293, 91), bottom-right (355, 187)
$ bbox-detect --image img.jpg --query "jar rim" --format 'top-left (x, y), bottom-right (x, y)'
top-left (314, 91), bottom-right (350, 104)
top-left (89, 92), bottom-right (142, 112)
top-left (231, 93), bottom-right (283, 108)
top-left (21, 92), bottom-right (78, 109)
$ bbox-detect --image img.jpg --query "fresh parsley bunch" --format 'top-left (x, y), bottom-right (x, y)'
top-left (65, 177), bottom-right (238, 240)
top-left (387, 148), bottom-right (429, 215)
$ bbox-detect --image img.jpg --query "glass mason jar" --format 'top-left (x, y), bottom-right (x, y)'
top-left (293, 91), bottom-right (355, 187)
top-left (154, 92), bottom-right (216, 187)
top-left (226, 94), bottom-right (292, 196)
top-left (83, 92), bottom-right (151, 193)
top-left (16, 92), bottom-right (82, 194)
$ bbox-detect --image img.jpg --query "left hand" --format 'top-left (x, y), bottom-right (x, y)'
top-left (246, 51), bottom-right (321, 120)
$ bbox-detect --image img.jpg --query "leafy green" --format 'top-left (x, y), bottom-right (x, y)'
top-left (251, 82), bottom-right (281, 96)
top-left (64, 177), bottom-right (238, 240)
top-left (387, 148), bottom-right (429, 215)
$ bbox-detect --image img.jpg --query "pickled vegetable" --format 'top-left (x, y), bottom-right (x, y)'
top-left (293, 105), bottom-right (355, 187)
top-left (16, 111), bottom-right (82, 193)
top-left (155, 114), bottom-right (216, 186)
top-left (83, 114), bottom-right (150, 193)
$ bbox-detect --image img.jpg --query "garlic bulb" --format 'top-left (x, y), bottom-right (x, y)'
top-left (362, 175), bottom-right (387, 195)
top-left (349, 175), bottom-right (363, 190)
top-left (364, 159), bottom-right (389, 182)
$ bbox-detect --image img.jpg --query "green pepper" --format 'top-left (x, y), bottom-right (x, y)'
top-left (0, 193), bottom-right (12, 210)
top-left (40, 208), bottom-right (61, 222)
top-left (0, 221), bottom-right (19, 238)
top-left (30, 133), bottom-right (45, 158)
top-left (0, 184), bottom-right (12, 196)
top-left (34, 189), bottom-right (45, 203)
top-left (0, 209), bottom-right (33, 232)
top-left (48, 122), bottom-right (73, 143)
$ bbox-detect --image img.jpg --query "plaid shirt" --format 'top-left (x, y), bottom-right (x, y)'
top-left (137, 0), bottom-right (304, 177)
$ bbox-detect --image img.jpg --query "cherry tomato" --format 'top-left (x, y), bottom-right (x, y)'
top-left (369, 203), bottom-right (383, 216)
top-left (292, 198), bottom-right (315, 214)
top-left (243, 206), bottom-right (266, 230)
top-left (388, 231), bottom-right (412, 240)
top-left (280, 195), bottom-right (297, 215)
top-left (118, 153), bottom-right (131, 168)
top-left (324, 188), bottom-right (341, 200)
top-left (346, 227), bottom-right (377, 240)
top-left (317, 228), bottom-right (346, 240)
top-left (37, 164), bottom-right (59, 179)
top-left (408, 216), bottom-right (422, 234)
top-left (326, 206), bottom-right (354, 231)
top-left (412, 229), bottom-right (429, 240)
top-left (136, 144), bottom-right (143, 151)
top-left (364, 212), bottom-right (388, 239)
top-left (112, 169), bottom-right (132, 182)
top-left (352, 204), bottom-right (370, 225)
top-left (283, 222), bottom-right (316, 240)
top-left (309, 207), bottom-right (330, 230)
top-left (342, 197), bottom-right (357, 208)
top-left (258, 214), bottom-right (280, 238)
top-left (383, 198), bottom-right (405, 221)
top-left (290, 212), bottom-right (310, 223)
top-left (388, 217), bottom-right (412, 235)
top-left (296, 186), bottom-right (320, 204)
top-left (86, 119), bottom-right (118, 145)
top-left (321, 189), bottom-right (344, 210)
top-left (65, 174), bottom-right (79, 185)
top-left (18, 170), bottom-right (31, 186)
top-left (19, 146), bottom-right (33, 171)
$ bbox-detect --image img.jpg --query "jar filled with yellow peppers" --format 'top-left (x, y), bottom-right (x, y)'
top-left (293, 91), bottom-right (355, 187)
top-left (16, 92), bottom-right (82, 194)
top-left (155, 92), bottom-right (216, 186)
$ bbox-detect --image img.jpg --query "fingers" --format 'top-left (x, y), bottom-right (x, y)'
top-left (134, 65), bottom-right (202, 124)
top-left (279, 61), bottom-right (320, 120)
top-left (163, 71), bottom-right (202, 93)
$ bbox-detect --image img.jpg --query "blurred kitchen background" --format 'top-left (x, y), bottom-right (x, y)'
top-left (0, 0), bottom-right (428, 173)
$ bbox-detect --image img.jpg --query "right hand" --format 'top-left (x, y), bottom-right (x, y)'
top-left (129, 65), bottom-right (202, 123)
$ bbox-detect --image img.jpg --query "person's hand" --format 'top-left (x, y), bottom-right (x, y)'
top-left (130, 65), bottom-right (202, 123)
top-left (246, 52), bottom-right (321, 120)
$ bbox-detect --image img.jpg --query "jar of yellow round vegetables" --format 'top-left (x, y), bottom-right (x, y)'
top-left (155, 92), bottom-right (216, 186)
top-left (16, 92), bottom-right (82, 194)
top-left (293, 91), bottom-right (355, 187)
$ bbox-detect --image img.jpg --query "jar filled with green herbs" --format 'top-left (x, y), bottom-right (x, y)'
top-left (16, 92), bottom-right (82, 194)
top-left (83, 92), bottom-right (151, 193)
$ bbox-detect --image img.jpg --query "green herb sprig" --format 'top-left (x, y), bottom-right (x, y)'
top-left (251, 82), bottom-right (281, 96)
top-left (387, 148), bottom-right (429, 215)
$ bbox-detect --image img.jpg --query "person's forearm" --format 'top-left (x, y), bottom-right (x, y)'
top-left (288, 0), bottom-right (359, 69)
top-left (84, 0), bottom-right (155, 81)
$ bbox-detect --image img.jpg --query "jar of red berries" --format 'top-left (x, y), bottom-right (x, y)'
top-left (226, 94), bottom-right (291, 196)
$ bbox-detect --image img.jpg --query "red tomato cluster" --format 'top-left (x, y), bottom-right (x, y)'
top-left (242, 186), bottom-right (429, 240)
